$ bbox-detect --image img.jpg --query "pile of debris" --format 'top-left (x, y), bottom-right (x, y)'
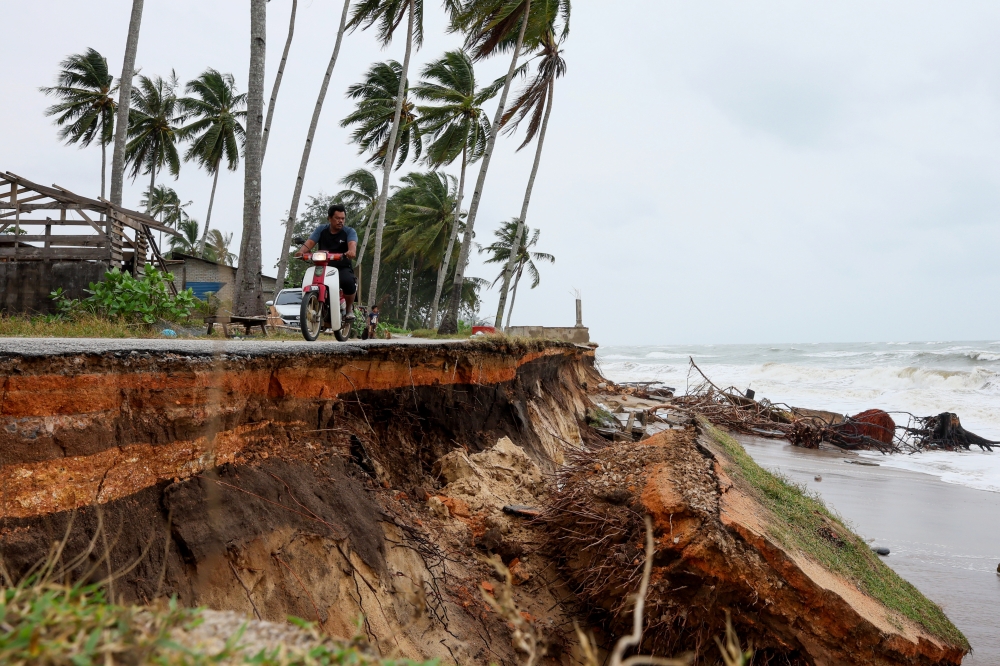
top-left (648, 359), bottom-right (996, 454)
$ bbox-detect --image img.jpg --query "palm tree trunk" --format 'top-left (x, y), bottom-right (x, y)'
top-left (430, 145), bottom-right (466, 328)
top-left (367, 0), bottom-right (414, 308)
top-left (403, 256), bottom-right (415, 329)
top-left (353, 203), bottom-right (379, 302)
top-left (260, 0), bottom-right (297, 162)
top-left (234, 0), bottom-right (267, 316)
top-left (355, 204), bottom-right (379, 266)
top-left (197, 167), bottom-right (220, 258)
top-left (504, 263), bottom-right (524, 330)
top-left (100, 140), bottom-right (107, 222)
top-left (438, 0), bottom-right (531, 333)
top-left (274, 0), bottom-right (351, 289)
top-left (494, 76), bottom-right (554, 326)
top-left (110, 0), bottom-right (144, 206)
top-left (147, 166), bottom-right (156, 264)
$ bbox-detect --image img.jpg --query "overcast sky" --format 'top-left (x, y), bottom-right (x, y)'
top-left (3, 1), bottom-right (999, 345)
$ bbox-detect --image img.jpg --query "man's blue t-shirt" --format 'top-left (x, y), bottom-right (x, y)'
top-left (309, 224), bottom-right (358, 244)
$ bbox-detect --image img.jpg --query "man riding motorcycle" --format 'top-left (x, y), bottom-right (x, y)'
top-left (294, 204), bottom-right (357, 320)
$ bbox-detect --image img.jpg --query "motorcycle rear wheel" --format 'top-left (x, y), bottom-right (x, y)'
top-left (334, 308), bottom-right (353, 341)
top-left (300, 292), bottom-right (323, 341)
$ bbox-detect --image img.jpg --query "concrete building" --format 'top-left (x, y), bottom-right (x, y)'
top-left (168, 253), bottom-right (277, 302)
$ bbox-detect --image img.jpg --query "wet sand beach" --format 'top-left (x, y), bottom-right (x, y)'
top-left (738, 436), bottom-right (1000, 664)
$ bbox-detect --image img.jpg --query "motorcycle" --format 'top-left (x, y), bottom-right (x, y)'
top-left (298, 251), bottom-right (353, 341)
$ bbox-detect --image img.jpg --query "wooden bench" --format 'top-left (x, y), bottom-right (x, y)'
top-left (205, 315), bottom-right (268, 337)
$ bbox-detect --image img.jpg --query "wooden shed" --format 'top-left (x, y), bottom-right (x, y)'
top-left (0, 171), bottom-right (181, 313)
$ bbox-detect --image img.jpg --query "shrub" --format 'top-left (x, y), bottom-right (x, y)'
top-left (52, 267), bottom-right (198, 324)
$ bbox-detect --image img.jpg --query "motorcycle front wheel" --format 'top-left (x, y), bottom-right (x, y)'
top-left (300, 292), bottom-right (323, 341)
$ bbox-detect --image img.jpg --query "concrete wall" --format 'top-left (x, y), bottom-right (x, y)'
top-left (0, 261), bottom-right (109, 314)
top-left (506, 325), bottom-right (590, 344)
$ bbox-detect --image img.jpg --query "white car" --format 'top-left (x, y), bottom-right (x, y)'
top-left (266, 288), bottom-right (303, 327)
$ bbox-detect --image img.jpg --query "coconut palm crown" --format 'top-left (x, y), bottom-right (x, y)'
top-left (40, 48), bottom-right (119, 200)
top-left (341, 61), bottom-right (422, 169)
top-left (125, 73), bottom-right (183, 197)
top-left (414, 49), bottom-right (500, 167)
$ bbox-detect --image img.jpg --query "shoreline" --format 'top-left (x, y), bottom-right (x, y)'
top-left (738, 435), bottom-right (1000, 665)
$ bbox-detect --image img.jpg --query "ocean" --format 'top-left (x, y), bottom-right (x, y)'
top-left (596, 341), bottom-right (1000, 494)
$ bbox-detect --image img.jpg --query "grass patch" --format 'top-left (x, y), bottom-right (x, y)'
top-left (700, 417), bottom-right (968, 647)
top-left (0, 579), bottom-right (434, 665)
top-left (0, 313), bottom-right (150, 338)
top-left (408, 328), bottom-right (470, 340)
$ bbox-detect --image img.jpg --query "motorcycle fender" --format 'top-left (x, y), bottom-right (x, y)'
top-left (324, 266), bottom-right (342, 331)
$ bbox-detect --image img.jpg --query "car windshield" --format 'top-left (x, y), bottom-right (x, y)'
top-left (275, 291), bottom-right (303, 306)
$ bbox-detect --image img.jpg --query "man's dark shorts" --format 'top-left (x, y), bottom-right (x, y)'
top-left (338, 267), bottom-right (357, 296)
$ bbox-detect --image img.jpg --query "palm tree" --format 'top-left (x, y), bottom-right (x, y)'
top-left (140, 184), bottom-right (182, 250)
top-left (178, 69), bottom-right (247, 258)
top-left (348, 0), bottom-right (424, 308)
top-left (40, 49), bottom-right (118, 209)
top-left (140, 184), bottom-right (180, 225)
top-left (206, 228), bottom-right (237, 266)
top-left (341, 61), bottom-right (422, 170)
top-left (479, 218), bottom-right (553, 329)
top-left (168, 217), bottom-right (201, 255)
top-left (110, 0), bottom-right (144, 207)
top-left (386, 171), bottom-right (462, 322)
top-left (414, 49), bottom-right (500, 327)
top-left (234, 0), bottom-right (267, 316)
top-left (125, 73), bottom-right (182, 213)
top-left (273, 0), bottom-right (352, 291)
top-left (334, 168), bottom-right (380, 302)
top-left (438, 0), bottom-right (570, 333)
top-left (493, 27), bottom-right (565, 325)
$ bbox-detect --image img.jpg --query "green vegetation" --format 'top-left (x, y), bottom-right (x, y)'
top-left (700, 418), bottom-right (968, 647)
top-left (52, 267), bottom-right (198, 324)
top-left (586, 406), bottom-right (616, 429)
top-left (0, 580), bottom-right (433, 665)
top-left (0, 313), bottom-right (145, 338)
top-left (410, 321), bottom-right (472, 339)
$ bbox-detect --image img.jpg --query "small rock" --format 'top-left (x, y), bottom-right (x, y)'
top-left (597, 382), bottom-right (607, 390)
top-left (814, 475), bottom-right (822, 482)
top-left (872, 546), bottom-right (890, 556)
top-left (508, 557), bottom-right (531, 585)
top-left (427, 496), bottom-right (449, 520)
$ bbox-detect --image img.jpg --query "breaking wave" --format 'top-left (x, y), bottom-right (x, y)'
top-left (597, 341), bottom-right (1000, 492)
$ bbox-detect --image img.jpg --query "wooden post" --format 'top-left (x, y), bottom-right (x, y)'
top-left (10, 181), bottom-right (18, 260)
top-left (134, 221), bottom-right (147, 276)
top-left (108, 210), bottom-right (124, 269)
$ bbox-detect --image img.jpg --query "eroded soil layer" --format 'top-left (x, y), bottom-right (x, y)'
top-left (0, 339), bottom-right (598, 665)
top-left (542, 427), bottom-right (968, 666)
top-left (0, 340), bottom-right (969, 665)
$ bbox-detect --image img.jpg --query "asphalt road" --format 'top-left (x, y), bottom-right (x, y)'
top-left (0, 336), bottom-right (466, 358)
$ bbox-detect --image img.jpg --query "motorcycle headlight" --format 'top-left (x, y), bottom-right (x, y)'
top-left (311, 251), bottom-right (328, 262)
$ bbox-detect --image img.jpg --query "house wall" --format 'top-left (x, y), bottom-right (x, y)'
top-left (171, 256), bottom-right (277, 304)
top-left (0, 261), bottom-right (110, 315)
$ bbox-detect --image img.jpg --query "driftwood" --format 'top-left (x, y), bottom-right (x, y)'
top-left (672, 359), bottom-right (996, 454)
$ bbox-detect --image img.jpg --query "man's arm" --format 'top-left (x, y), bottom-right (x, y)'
top-left (294, 226), bottom-right (325, 258)
top-left (294, 238), bottom-right (316, 258)
top-left (345, 227), bottom-right (358, 260)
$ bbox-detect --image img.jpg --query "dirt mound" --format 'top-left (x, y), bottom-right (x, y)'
top-left (543, 423), bottom-right (968, 665)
